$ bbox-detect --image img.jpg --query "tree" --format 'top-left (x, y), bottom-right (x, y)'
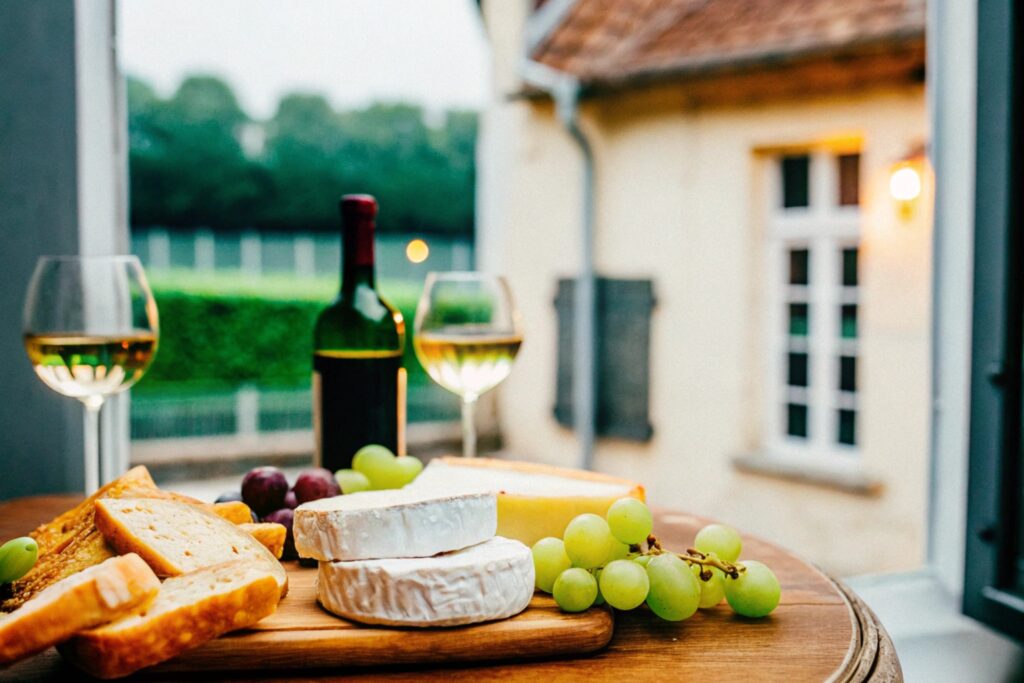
top-left (127, 75), bottom-right (476, 237)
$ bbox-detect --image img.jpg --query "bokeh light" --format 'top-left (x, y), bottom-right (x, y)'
top-left (406, 239), bottom-right (430, 264)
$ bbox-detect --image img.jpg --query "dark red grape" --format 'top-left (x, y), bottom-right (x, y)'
top-left (214, 491), bottom-right (243, 504)
top-left (292, 468), bottom-right (341, 505)
top-left (284, 490), bottom-right (298, 509)
top-left (241, 467), bottom-right (289, 516)
top-left (264, 507), bottom-right (296, 560)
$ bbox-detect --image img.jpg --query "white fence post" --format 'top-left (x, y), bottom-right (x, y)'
top-left (294, 235), bottom-right (315, 278)
top-left (235, 385), bottom-right (259, 436)
top-left (195, 228), bottom-right (215, 271)
top-left (240, 230), bottom-right (262, 276)
top-left (149, 228), bottom-right (170, 270)
top-left (452, 239), bottom-right (472, 271)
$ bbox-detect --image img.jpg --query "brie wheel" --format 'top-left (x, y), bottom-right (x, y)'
top-left (316, 537), bottom-right (534, 627)
top-left (294, 489), bottom-right (497, 562)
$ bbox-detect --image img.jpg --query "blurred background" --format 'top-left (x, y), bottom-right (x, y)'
top-left (3, 0), bottom-right (1024, 679)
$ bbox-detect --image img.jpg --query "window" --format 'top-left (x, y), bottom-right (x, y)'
top-left (765, 150), bottom-right (860, 459)
top-left (554, 278), bottom-right (655, 441)
top-left (963, 0), bottom-right (1024, 641)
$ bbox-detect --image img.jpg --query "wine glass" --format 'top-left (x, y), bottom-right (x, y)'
top-left (414, 272), bottom-right (522, 458)
top-left (22, 256), bottom-right (159, 493)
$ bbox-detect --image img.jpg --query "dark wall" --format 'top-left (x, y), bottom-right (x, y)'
top-left (0, 0), bottom-right (86, 497)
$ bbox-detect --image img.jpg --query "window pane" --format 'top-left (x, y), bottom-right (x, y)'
top-left (842, 247), bottom-right (858, 286)
top-left (841, 304), bottom-right (858, 338)
top-left (788, 352), bottom-right (809, 387)
top-left (789, 248), bottom-right (810, 285)
top-left (787, 403), bottom-right (809, 438)
top-left (838, 154), bottom-right (860, 206)
top-left (838, 409), bottom-right (856, 445)
top-left (782, 155), bottom-right (810, 208)
top-left (788, 303), bottom-right (809, 336)
top-left (840, 356), bottom-right (856, 392)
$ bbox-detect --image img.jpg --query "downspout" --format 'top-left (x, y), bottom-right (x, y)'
top-left (521, 60), bottom-right (597, 471)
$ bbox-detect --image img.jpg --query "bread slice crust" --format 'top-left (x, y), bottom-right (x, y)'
top-left (60, 560), bottom-right (280, 679)
top-left (0, 553), bottom-right (159, 666)
top-left (237, 523), bottom-right (287, 559)
top-left (94, 498), bottom-right (287, 596)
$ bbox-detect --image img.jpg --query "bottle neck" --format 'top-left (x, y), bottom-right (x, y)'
top-left (341, 219), bottom-right (376, 294)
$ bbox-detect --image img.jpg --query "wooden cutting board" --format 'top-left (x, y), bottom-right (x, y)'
top-left (155, 561), bottom-right (614, 672)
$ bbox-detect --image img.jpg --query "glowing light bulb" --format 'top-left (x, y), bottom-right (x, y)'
top-left (406, 239), bottom-right (429, 264)
top-left (889, 166), bottom-right (921, 202)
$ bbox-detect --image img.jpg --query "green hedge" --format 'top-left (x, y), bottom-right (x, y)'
top-left (138, 271), bottom-right (430, 394)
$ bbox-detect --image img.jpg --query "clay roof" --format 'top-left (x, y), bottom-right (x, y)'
top-left (530, 0), bottom-right (926, 88)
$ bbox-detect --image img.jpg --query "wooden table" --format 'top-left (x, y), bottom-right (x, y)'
top-left (0, 496), bottom-right (901, 682)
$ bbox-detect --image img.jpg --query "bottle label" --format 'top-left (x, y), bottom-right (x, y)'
top-left (313, 350), bottom-right (402, 471)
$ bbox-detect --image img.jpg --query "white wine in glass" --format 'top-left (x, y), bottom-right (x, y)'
top-left (22, 256), bottom-right (159, 493)
top-left (414, 273), bottom-right (522, 458)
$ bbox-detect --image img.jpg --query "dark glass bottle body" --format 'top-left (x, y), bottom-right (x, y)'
top-left (313, 195), bottom-right (405, 471)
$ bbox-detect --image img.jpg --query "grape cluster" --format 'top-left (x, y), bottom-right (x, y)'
top-left (0, 537), bottom-right (38, 583)
top-left (532, 498), bottom-right (781, 620)
top-left (335, 445), bottom-right (424, 493)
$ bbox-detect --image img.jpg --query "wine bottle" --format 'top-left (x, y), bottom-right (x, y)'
top-left (313, 195), bottom-right (406, 471)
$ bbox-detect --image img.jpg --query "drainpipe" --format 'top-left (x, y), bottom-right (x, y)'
top-left (521, 60), bottom-right (597, 471)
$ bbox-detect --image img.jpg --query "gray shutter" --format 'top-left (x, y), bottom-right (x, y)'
top-left (554, 278), bottom-right (655, 441)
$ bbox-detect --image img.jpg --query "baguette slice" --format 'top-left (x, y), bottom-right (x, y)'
top-left (211, 500), bottom-right (254, 524)
top-left (94, 498), bottom-right (287, 596)
top-left (238, 523), bottom-right (286, 559)
top-left (60, 561), bottom-right (280, 679)
top-left (0, 554), bottom-right (159, 666)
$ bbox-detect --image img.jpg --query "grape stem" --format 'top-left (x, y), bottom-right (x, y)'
top-left (644, 534), bottom-right (746, 579)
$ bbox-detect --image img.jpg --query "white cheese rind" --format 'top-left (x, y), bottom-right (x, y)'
top-left (293, 490), bottom-right (497, 561)
top-left (316, 537), bottom-right (534, 627)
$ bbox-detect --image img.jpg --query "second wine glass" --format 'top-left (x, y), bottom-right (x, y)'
top-left (413, 273), bottom-right (522, 458)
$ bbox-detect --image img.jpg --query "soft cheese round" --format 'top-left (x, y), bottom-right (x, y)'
top-left (294, 489), bottom-right (497, 562)
top-left (316, 536), bottom-right (535, 627)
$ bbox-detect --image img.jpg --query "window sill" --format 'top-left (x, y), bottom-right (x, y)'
top-left (732, 451), bottom-right (883, 496)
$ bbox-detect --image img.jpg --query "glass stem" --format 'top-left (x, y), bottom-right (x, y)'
top-left (461, 395), bottom-right (477, 459)
top-left (82, 399), bottom-right (103, 494)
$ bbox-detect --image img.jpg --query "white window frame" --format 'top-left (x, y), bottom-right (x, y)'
top-left (763, 149), bottom-right (861, 462)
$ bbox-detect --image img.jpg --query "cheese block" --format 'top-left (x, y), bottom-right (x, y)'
top-left (316, 536), bottom-right (534, 627)
top-left (294, 489), bottom-right (496, 562)
top-left (409, 457), bottom-right (645, 547)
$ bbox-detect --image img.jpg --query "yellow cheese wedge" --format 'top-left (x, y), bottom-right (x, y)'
top-left (410, 457), bottom-right (645, 546)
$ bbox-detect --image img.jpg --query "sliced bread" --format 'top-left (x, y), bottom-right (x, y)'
top-left (294, 489), bottom-right (496, 562)
top-left (94, 498), bottom-right (287, 596)
top-left (237, 522), bottom-right (286, 559)
top-left (0, 553), bottom-right (159, 666)
top-left (2, 470), bottom-right (255, 613)
top-left (60, 560), bottom-right (280, 679)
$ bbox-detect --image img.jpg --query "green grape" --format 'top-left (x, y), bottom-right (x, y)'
top-left (378, 455), bottom-right (424, 489)
top-left (352, 444), bottom-right (395, 474)
top-left (0, 537), bottom-right (38, 583)
top-left (694, 523), bottom-right (743, 563)
top-left (606, 497), bottom-right (653, 545)
top-left (609, 540), bottom-right (630, 561)
top-left (351, 446), bottom-right (422, 490)
top-left (532, 537), bottom-right (572, 593)
top-left (724, 560), bottom-right (781, 618)
top-left (645, 554), bottom-right (700, 621)
top-left (553, 568), bottom-right (598, 612)
top-left (563, 514), bottom-right (614, 569)
top-left (599, 559), bottom-right (650, 610)
top-left (593, 569), bottom-right (606, 605)
top-left (691, 564), bottom-right (725, 609)
top-left (632, 554), bottom-right (653, 567)
top-left (334, 469), bottom-right (372, 494)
